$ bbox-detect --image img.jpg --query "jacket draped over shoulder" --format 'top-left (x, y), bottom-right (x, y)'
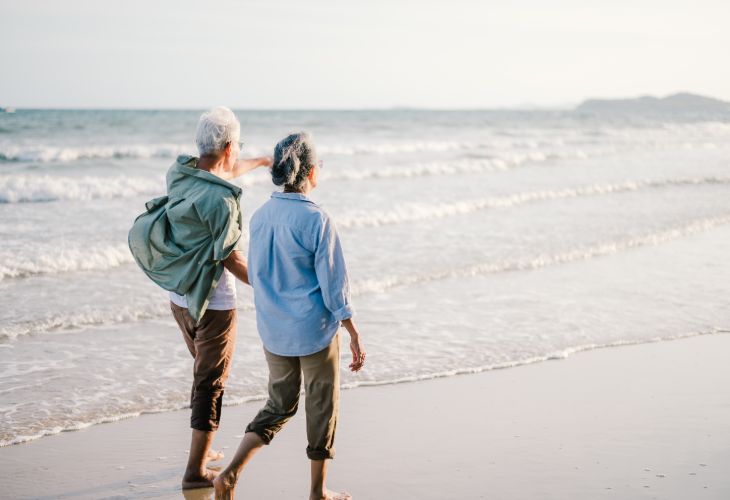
top-left (128, 155), bottom-right (242, 321)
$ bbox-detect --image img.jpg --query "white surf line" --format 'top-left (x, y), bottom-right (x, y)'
top-left (351, 214), bottom-right (730, 294)
top-left (0, 143), bottom-right (191, 163)
top-left (318, 152), bottom-right (580, 182)
top-left (0, 299), bottom-right (257, 340)
top-left (335, 176), bottom-right (730, 230)
top-left (339, 329), bottom-right (729, 389)
top-left (0, 139), bottom-right (487, 163)
top-left (0, 174), bottom-right (166, 203)
top-left (0, 243), bottom-right (135, 280)
top-left (5, 213), bottom-right (727, 340)
top-left (0, 149), bottom-right (593, 203)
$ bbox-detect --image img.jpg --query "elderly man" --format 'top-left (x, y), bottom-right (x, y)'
top-left (129, 107), bottom-right (271, 489)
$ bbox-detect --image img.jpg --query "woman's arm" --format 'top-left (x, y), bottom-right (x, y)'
top-left (311, 215), bottom-right (365, 372)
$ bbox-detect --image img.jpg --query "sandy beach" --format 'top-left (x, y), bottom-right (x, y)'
top-left (1, 333), bottom-right (728, 499)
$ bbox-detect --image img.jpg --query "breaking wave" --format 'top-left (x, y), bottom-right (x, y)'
top-left (336, 177), bottom-right (730, 229)
top-left (0, 243), bottom-right (134, 281)
top-left (0, 174), bottom-right (165, 203)
top-left (0, 143), bottom-right (190, 163)
top-left (0, 140), bottom-right (492, 163)
top-left (3, 215), bottom-right (727, 340)
top-left (0, 152), bottom-right (581, 203)
top-left (352, 215), bottom-right (730, 293)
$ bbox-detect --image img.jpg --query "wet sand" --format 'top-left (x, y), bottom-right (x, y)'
top-left (1, 333), bottom-right (729, 499)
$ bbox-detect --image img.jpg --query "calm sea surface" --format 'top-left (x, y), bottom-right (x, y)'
top-left (1, 109), bottom-right (729, 446)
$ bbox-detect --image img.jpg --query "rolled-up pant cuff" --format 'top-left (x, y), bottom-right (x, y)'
top-left (244, 423), bottom-right (275, 444)
top-left (190, 390), bottom-right (224, 432)
top-left (306, 447), bottom-right (335, 460)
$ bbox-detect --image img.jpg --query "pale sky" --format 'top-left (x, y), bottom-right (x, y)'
top-left (1, 0), bottom-right (729, 109)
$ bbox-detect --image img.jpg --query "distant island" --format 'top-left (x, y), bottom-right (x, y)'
top-left (575, 92), bottom-right (730, 117)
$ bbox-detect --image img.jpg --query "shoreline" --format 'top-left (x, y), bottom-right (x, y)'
top-left (2, 333), bottom-right (729, 499)
top-left (2, 330), bottom-right (724, 449)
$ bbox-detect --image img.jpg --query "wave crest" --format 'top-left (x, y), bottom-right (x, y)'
top-left (336, 177), bottom-right (730, 229)
top-left (0, 243), bottom-right (134, 281)
top-left (0, 174), bottom-right (164, 203)
top-left (352, 215), bottom-right (730, 294)
top-left (0, 143), bottom-right (190, 163)
top-left (0, 152), bottom-right (577, 204)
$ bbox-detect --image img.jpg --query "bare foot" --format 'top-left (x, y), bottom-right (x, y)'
top-left (182, 468), bottom-right (219, 490)
top-left (213, 469), bottom-right (238, 500)
top-left (311, 489), bottom-right (352, 500)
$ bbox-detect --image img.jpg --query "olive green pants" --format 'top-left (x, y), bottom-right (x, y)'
top-left (246, 334), bottom-right (340, 460)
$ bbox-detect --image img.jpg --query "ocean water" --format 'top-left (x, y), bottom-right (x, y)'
top-left (1, 109), bottom-right (729, 447)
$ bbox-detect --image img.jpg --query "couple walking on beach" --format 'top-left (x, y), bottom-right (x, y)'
top-left (128, 107), bottom-right (366, 499)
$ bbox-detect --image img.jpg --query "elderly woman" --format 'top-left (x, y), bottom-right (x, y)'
top-left (129, 107), bottom-right (271, 489)
top-left (214, 132), bottom-right (365, 500)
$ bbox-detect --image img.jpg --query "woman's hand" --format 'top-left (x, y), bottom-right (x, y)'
top-left (348, 334), bottom-right (366, 372)
top-left (342, 318), bottom-right (365, 372)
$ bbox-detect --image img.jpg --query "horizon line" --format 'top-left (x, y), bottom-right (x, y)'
top-left (1, 105), bottom-right (573, 112)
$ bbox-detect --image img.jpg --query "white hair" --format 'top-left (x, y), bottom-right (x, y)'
top-left (195, 106), bottom-right (241, 156)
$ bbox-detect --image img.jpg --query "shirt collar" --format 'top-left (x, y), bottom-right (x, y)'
top-left (271, 192), bottom-right (318, 205)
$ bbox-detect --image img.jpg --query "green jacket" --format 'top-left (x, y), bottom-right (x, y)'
top-left (128, 155), bottom-right (242, 321)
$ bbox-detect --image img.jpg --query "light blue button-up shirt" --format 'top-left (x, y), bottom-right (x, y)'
top-left (248, 192), bottom-right (354, 356)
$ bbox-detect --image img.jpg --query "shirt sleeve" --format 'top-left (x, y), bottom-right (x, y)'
top-left (207, 195), bottom-right (242, 262)
top-left (314, 214), bottom-right (354, 321)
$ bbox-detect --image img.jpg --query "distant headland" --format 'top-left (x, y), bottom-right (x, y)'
top-left (575, 92), bottom-right (730, 116)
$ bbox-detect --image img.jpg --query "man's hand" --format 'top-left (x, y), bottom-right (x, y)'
top-left (342, 318), bottom-right (365, 372)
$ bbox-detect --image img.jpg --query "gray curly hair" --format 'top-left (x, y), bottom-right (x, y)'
top-left (271, 131), bottom-right (318, 191)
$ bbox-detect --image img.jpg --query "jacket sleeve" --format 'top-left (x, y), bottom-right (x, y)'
top-left (313, 214), bottom-right (354, 321)
top-left (207, 195), bottom-right (242, 262)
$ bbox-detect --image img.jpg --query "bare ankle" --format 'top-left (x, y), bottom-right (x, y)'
top-left (221, 468), bottom-right (240, 486)
top-left (183, 467), bottom-right (207, 479)
top-left (310, 486), bottom-right (329, 500)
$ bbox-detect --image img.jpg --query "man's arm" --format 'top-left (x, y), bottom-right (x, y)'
top-left (223, 250), bottom-right (249, 285)
top-left (226, 156), bottom-right (273, 179)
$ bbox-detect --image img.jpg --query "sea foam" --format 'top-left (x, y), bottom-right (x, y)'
top-left (3, 214), bottom-right (726, 340)
top-left (0, 139), bottom-right (544, 164)
top-left (351, 214), bottom-right (730, 294)
top-left (0, 143), bottom-right (190, 163)
top-left (0, 174), bottom-right (165, 203)
top-left (335, 177), bottom-right (730, 229)
top-left (0, 152), bottom-right (576, 203)
top-left (0, 243), bottom-right (135, 280)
